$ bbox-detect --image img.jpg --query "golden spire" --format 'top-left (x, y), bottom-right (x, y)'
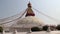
top-left (28, 2), bottom-right (32, 8)
top-left (25, 2), bottom-right (35, 17)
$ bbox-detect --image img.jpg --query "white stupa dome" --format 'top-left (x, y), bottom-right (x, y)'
top-left (12, 16), bottom-right (44, 28)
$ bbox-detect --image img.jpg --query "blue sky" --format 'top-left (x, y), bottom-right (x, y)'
top-left (0, 0), bottom-right (60, 25)
top-left (0, 0), bottom-right (27, 18)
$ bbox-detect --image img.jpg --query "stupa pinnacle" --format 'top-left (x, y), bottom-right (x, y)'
top-left (25, 2), bottom-right (35, 17)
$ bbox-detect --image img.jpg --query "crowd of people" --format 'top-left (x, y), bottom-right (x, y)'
top-left (31, 24), bottom-right (60, 32)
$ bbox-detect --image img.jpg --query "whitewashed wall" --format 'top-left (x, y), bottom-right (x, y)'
top-left (0, 31), bottom-right (60, 34)
top-left (31, 31), bottom-right (60, 34)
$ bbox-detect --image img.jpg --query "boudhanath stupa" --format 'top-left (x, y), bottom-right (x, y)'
top-left (0, 2), bottom-right (44, 32)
